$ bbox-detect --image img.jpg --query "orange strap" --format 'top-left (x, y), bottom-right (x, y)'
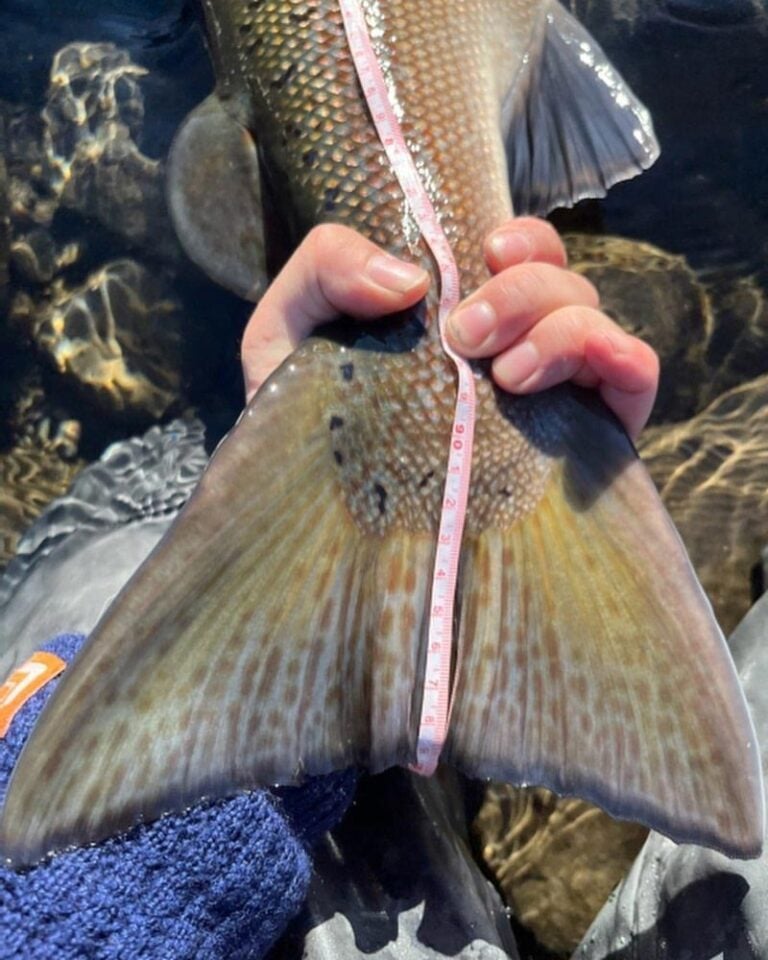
top-left (0, 652), bottom-right (66, 737)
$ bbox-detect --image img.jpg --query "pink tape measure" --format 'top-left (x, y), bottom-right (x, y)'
top-left (338, 0), bottom-right (477, 775)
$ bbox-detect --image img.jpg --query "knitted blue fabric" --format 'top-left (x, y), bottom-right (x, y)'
top-left (0, 633), bottom-right (356, 959)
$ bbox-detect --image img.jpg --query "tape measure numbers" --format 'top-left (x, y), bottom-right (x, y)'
top-left (338, 0), bottom-right (477, 775)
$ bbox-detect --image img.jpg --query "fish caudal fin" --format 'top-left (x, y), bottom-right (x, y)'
top-left (505, 1), bottom-right (660, 215)
top-left (0, 342), bottom-right (433, 866)
top-left (445, 390), bottom-right (764, 858)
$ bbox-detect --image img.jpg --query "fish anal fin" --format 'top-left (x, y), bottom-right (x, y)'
top-left (505, 1), bottom-right (660, 215)
top-left (0, 343), bottom-right (434, 866)
top-left (447, 390), bottom-right (764, 858)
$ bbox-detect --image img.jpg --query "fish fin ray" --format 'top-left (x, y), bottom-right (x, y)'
top-left (0, 344), bottom-right (432, 865)
top-left (505, 1), bottom-right (659, 214)
top-left (167, 94), bottom-right (267, 300)
top-left (446, 391), bottom-right (764, 858)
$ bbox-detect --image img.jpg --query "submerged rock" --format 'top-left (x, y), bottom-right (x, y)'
top-left (474, 786), bottom-right (647, 955)
top-left (639, 374), bottom-right (768, 634)
top-left (701, 274), bottom-right (768, 410)
top-left (0, 433), bottom-right (83, 573)
top-left (41, 42), bottom-right (179, 261)
top-left (566, 234), bottom-right (712, 425)
top-left (0, 153), bottom-right (10, 308)
top-left (0, 376), bottom-right (84, 572)
top-left (28, 259), bottom-right (184, 420)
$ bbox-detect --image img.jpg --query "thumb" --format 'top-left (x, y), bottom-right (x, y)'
top-left (241, 224), bottom-right (429, 400)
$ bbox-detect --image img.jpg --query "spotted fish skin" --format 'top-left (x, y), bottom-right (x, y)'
top-left (0, 0), bottom-right (763, 867)
top-left (210, 0), bottom-right (568, 534)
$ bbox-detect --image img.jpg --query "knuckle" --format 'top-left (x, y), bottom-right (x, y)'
top-left (550, 304), bottom-right (600, 341)
top-left (500, 263), bottom-right (550, 313)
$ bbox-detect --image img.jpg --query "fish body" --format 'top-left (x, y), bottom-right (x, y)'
top-left (0, 0), bottom-right (763, 866)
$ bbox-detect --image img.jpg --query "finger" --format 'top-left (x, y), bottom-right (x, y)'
top-left (484, 217), bottom-right (568, 272)
top-left (241, 224), bottom-right (429, 400)
top-left (584, 329), bottom-right (660, 440)
top-left (491, 306), bottom-right (659, 439)
top-left (445, 262), bottom-right (599, 358)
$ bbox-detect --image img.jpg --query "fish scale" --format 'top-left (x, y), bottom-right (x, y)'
top-left (224, 0), bottom-right (561, 537)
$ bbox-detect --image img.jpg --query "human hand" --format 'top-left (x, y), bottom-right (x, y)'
top-left (443, 217), bottom-right (659, 440)
top-left (241, 219), bottom-right (659, 439)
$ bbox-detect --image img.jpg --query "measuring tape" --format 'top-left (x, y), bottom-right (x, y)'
top-left (338, 0), bottom-right (477, 775)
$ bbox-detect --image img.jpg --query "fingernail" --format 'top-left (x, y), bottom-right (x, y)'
top-left (494, 341), bottom-right (540, 388)
top-left (488, 230), bottom-right (533, 264)
top-left (448, 300), bottom-right (496, 349)
top-left (366, 254), bottom-right (428, 293)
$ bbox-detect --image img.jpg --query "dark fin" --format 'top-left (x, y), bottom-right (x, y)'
top-left (445, 390), bottom-right (764, 859)
top-left (167, 94), bottom-right (267, 300)
top-left (505, 0), bottom-right (660, 215)
top-left (0, 342), bottom-right (433, 866)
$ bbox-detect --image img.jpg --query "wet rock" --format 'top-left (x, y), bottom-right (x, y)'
top-left (638, 374), bottom-right (768, 634)
top-left (474, 786), bottom-right (647, 955)
top-left (28, 259), bottom-right (184, 420)
top-left (565, 234), bottom-right (712, 424)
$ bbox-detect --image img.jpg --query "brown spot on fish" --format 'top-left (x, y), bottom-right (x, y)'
top-left (267, 708), bottom-right (283, 728)
top-left (401, 603), bottom-right (416, 636)
top-left (285, 657), bottom-right (301, 681)
top-left (190, 661), bottom-right (209, 689)
top-left (319, 599), bottom-right (335, 632)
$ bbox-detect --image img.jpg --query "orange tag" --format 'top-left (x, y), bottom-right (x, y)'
top-left (0, 652), bottom-right (66, 738)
